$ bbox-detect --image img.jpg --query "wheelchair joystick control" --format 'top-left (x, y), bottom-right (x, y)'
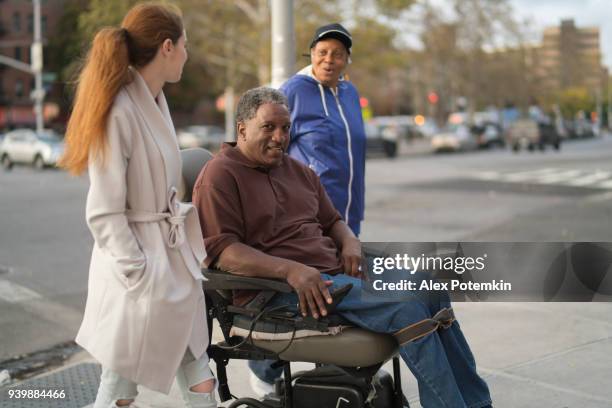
top-left (326, 283), bottom-right (353, 314)
top-left (297, 283), bottom-right (353, 318)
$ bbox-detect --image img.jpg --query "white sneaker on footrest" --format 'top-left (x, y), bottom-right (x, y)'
top-left (249, 372), bottom-right (275, 398)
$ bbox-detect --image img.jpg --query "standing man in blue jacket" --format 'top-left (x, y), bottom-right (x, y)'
top-left (249, 22), bottom-right (368, 395)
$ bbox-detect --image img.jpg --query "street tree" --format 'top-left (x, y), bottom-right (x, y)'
top-left (50, 0), bottom-right (420, 121)
top-left (556, 87), bottom-right (594, 119)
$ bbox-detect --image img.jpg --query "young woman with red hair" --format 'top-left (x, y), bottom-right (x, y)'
top-left (60, 3), bottom-right (216, 407)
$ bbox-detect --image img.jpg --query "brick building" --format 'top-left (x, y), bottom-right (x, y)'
top-left (535, 19), bottom-right (608, 97)
top-left (0, 0), bottom-right (66, 128)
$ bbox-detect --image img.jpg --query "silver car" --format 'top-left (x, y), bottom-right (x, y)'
top-left (431, 124), bottom-right (478, 153)
top-left (177, 125), bottom-right (225, 151)
top-left (0, 129), bottom-right (64, 170)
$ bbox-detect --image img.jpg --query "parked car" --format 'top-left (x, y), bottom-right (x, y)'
top-left (506, 119), bottom-right (561, 152)
top-left (538, 122), bottom-right (562, 151)
top-left (572, 118), bottom-right (594, 139)
top-left (177, 125), bottom-right (225, 151)
top-left (431, 124), bottom-right (478, 152)
top-left (416, 119), bottom-right (440, 139)
top-left (369, 115), bottom-right (419, 141)
top-left (364, 122), bottom-right (398, 158)
top-left (0, 128), bottom-right (64, 170)
top-left (473, 122), bottom-right (504, 148)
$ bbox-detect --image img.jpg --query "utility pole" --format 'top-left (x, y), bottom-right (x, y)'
top-left (32, 0), bottom-right (45, 133)
top-left (608, 78), bottom-right (612, 131)
top-left (223, 25), bottom-right (235, 142)
top-left (595, 88), bottom-right (602, 136)
top-left (223, 86), bottom-right (235, 142)
top-left (270, 0), bottom-right (294, 88)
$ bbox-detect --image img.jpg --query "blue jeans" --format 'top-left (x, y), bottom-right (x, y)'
top-left (249, 273), bottom-right (492, 408)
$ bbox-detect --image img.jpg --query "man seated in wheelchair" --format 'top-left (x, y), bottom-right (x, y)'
top-left (193, 87), bottom-right (492, 408)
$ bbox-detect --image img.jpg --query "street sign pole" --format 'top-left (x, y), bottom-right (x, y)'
top-left (608, 77), bottom-right (612, 131)
top-left (32, 0), bottom-right (44, 133)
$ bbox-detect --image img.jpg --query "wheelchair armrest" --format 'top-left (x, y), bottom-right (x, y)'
top-left (202, 268), bottom-right (293, 293)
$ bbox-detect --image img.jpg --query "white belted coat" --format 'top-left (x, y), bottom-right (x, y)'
top-left (76, 71), bottom-right (208, 393)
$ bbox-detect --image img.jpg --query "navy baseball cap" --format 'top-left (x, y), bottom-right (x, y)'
top-left (309, 23), bottom-right (352, 54)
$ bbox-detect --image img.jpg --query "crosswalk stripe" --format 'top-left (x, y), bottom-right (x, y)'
top-left (0, 279), bottom-right (42, 303)
top-left (0, 278), bottom-right (84, 335)
top-left (566, 171), bottom-right (612, 186)
top-left (594, 179), bottom-right (612, 189)
top-left (502, 168), bottom-right (559, 182)
top-left (470, 168), bottom-right (612, 190)
top-left (532, 170), bottom-right (585, 184)
top-left (472, 171), bottom-right (500, 180)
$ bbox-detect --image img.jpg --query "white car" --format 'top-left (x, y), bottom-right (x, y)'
top-left (431, 124), bottom-right (478, 152)
top-left (0, 129), bottom-right (64, 170)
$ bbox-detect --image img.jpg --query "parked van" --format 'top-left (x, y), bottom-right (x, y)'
top-left (506, 119), bottom-right (561, 152)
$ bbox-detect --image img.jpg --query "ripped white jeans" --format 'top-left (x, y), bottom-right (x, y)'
top-left (93, 349), bottom-right (214, 407)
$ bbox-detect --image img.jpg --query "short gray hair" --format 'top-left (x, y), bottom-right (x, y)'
top-left (236, 87), bottom-right (289, 125)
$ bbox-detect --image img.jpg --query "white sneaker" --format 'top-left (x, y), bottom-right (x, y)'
top-left (182, 390), bottom-right (217, 408)
top-left (249, 372), bottom-right (275, 398)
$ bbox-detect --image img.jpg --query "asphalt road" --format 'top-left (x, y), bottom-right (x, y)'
top-left (363, 135), bottom-right (612, 242)
top-left (1, 135), bottom-right (612, 404)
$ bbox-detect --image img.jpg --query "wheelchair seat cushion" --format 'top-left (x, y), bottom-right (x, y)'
top-left (249, 327), bottom-right (398, 367)
top-left (228, 301), bottom-right (398, 367)
top-left (230, 315), bottom-right (346, 341)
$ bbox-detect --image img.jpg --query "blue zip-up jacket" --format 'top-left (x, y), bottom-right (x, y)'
top-left (280, 66), bottom-right (366, 235)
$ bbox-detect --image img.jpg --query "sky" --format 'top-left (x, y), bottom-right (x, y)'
top-left (509, 0), bottom-right (612, 70)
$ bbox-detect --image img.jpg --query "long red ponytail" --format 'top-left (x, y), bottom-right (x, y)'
top-left (59, 3), bottom-right (183, 175)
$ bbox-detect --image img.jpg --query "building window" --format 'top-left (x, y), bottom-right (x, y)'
top-left (42, 15), bottom-right (47, 34)
top-left (14, 47), bottom-right (22, 62)
top-left (28, 14), bottom-right (33, 34)
top-left (12, 12), bottom-right (21, 32)
top-left (15, 80), bottom-right (24, 98)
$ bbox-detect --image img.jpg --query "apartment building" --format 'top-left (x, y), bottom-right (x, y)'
top-left (0, 0), bottom-right (66, 127)
top-left (535, 19), bottom-right (607, 96)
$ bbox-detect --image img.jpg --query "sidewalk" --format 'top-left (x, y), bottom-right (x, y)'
top-left (3, 302), bottom-right (611, 407)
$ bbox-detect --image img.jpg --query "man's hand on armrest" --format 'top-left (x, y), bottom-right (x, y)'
top-left (328, 220), bottom-right (363, 279)
top-left (217, 242), bottom-right (333, 318)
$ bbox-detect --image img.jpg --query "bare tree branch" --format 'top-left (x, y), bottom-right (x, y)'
top-left (234, 0), bottom-right (262, 23)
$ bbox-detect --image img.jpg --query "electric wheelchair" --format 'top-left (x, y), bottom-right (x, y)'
top-left (181, 148), bottom-right (453, 408)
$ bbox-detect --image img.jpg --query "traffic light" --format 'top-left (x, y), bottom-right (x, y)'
top-left (360, 96), bottom-right (372, 121)
top-left (359, 97), bottom-right (369, 108)
top-left (427, 92), bottom-right (439, 105)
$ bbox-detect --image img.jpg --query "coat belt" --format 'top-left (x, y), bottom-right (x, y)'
top-left (124, 188), bottom-right (207, 281)
top-left (125, 187), bottom-right (191, 249)
top-left (126, 210), bottom-right (185, 248)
